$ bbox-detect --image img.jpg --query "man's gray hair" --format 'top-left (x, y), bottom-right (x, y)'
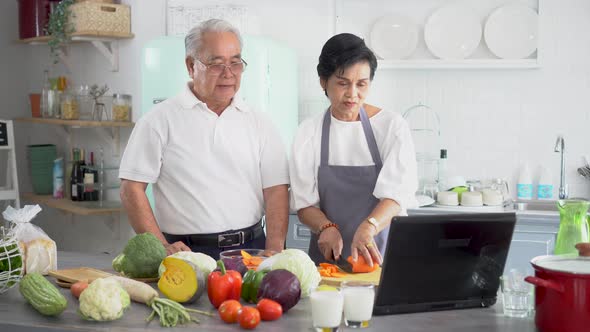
top-left (185, 19), bottom-right (243, 59)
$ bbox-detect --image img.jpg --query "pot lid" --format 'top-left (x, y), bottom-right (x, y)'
top-left (532, 254), bottom-right (590, 275)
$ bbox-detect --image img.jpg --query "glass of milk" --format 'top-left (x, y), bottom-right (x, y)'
top-left (310, 286), bottom-right (344, 331)
top-left (341, 281), bottom-right (375, 328)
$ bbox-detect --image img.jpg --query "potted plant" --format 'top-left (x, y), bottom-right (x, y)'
top-left (47, 0), bottom-right (75, 64)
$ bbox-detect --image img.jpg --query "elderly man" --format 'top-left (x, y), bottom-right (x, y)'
top-left (119, 19), bottom-right (289, 257)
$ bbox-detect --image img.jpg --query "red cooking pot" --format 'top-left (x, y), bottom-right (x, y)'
top-left (525, 243), bottom-right (590, 332)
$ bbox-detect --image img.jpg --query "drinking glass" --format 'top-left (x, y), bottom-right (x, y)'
top-left (341, 281), bottom-right (375, 328)
top-left (500, 269), bottom-right (532, 318)
top-left (310, 286), bottom-right (343, 332)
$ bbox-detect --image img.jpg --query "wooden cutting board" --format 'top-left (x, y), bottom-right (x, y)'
top-left (49, 267), bottom-right (114, 284)
top-left (48, 267), bottom-right (159, 288)
top-left (319, 267), bottom-right (382, 287)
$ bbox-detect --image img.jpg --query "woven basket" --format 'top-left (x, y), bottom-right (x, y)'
top-left (69, 2), bottom-right (131, 36)
top-left (0, 235), bottom-right (24, 294)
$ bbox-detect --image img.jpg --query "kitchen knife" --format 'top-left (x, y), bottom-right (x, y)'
top-left (329, 255), bottom-right (354, 274)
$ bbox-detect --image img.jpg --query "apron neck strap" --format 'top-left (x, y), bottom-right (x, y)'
top-left (321, 107), bottom-right (383, 168)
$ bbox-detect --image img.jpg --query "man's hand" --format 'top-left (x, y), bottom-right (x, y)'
top-left (164, 241), bottom-right (190, 255)
top-left (351, 222), bottom-right (382, 267)
top-left (318, 227), bottom-right (343, 261)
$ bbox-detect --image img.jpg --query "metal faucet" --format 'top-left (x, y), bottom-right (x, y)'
top-left (554, 135), bottom-right (568, 199)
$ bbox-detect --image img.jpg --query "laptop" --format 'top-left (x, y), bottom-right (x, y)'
top-left (373, 212), bottom-right (516, 315)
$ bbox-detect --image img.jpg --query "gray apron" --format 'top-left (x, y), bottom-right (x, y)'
top-left (308, 107), bottom-right (390, 265)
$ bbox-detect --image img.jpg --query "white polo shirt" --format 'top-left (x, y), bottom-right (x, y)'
top-left (289, 109), bottom-right (418, 215)
top-left (119, 83), bottom-right (289, 234)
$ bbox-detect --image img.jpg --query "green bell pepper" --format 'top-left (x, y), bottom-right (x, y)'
top-left (241, 269), bottom-right (269, 303)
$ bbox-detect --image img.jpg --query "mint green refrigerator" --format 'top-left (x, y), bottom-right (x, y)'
top-left (140, 35), bottom-right (298, 206)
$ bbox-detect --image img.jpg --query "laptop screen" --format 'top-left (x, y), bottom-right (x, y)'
top-left (375, 213), bottom-right (516, 314)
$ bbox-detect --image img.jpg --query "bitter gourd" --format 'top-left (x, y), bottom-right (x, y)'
top-left (19, 273), bottom-right (67, 316)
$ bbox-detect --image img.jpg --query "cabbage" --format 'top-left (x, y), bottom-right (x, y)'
top-left (257, 249), bottom-right (320, 298)
top-left (158, 252), bottom-right (216, 277)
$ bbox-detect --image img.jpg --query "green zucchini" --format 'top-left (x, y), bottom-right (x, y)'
top-left (19, 273), bottom-right (67, 316)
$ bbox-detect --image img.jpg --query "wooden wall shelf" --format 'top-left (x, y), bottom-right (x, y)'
top-left (15, 117), bottom-right (134, 156)
top-left (22, 193), bottom-right (124, 216)
top-left (14, 117), bottom-right (134, 128)
top-left (17, 32), bottom-right (134, 71)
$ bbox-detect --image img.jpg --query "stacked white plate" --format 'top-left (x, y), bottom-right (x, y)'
top-left (424, 4), bottom-right (482, 59)
top-left (370, 14), bottom-right (419, 60)
top-left (484, 4), bottom-right (538, 59)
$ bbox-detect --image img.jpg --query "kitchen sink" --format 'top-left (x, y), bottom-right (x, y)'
top-left (512, 200), bottom-right (559, 212)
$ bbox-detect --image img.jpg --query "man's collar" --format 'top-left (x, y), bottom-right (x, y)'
top-left (179, 82), bottom-right (249, 112)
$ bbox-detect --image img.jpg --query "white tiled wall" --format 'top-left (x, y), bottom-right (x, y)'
top-left (334, 0), bottom-right (590, 198)
top-left (3, 0), bottom-right (590, 252)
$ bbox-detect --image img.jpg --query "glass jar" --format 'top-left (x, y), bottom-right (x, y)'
top-left (112, 94), bottom-right (131, 122)
top-left (60, 90), bottom-right (79, 120)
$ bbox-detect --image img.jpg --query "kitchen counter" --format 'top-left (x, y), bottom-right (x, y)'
top-left (0, 251), bottom-right (537, 332)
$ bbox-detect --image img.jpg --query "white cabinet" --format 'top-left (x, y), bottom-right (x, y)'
top-left (504, 216), bottom-right (559, 274)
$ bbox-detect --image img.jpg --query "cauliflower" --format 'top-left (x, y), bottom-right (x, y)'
top-left (79, 278), bottom-right (130, 321)
top-left (113, 232), bottom-right (166, 278)
top-left (158, 251), bottom-right (216, 277)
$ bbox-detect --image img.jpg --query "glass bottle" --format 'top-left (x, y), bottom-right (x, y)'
top-left (70, 148), bottom-right (80, 201)
top-left (41, 70), bottom-right (51, 117)
top-left (554, 199), bottom-right (590, 255)
top-left (437, 149), bottom-right (448, 191)
top-left (77, 148), bottom-right (86, 201)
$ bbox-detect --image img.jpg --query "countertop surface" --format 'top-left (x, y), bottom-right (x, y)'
top-left (0, 251), bottom-right (538, 332)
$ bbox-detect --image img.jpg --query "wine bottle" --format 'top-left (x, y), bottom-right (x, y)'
top-left (77, 148), bottom-right (85, 201)
top-left (70, 149), bottom-right (79, 201)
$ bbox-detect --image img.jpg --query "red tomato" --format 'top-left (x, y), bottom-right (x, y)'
top-left (70, 281), bottom-right (89, 299)
top-left (218, 300), bottom-right (242, 324)
top-left (256, 298), bottom-right (283, 321)
top-left (237, 306), bottom-right (261, 329)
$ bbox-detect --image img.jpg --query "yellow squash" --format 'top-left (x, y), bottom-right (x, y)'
top-left (158, 257), bottom-right (206, 303)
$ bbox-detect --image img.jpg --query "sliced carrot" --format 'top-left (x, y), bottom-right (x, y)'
top-left (330, 272), bottom-right (347, 278)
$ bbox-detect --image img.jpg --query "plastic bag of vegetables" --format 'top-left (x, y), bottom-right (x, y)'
top-left (79, 277), bottom-right (130, 321)
top-left (256, 249), bottom-right (321, 298)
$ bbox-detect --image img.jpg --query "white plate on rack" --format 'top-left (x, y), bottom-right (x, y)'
top-left (370, 14), bottom-right (419, 60)
top-left (424, 4), bottom-right (482, 59)
top-left (484, 4), bottom-right (538, 59)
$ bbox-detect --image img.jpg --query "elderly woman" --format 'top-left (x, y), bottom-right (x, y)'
top-left (289, 33), bottom-right (418, 266)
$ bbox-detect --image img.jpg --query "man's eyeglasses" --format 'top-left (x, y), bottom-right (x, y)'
top-left (195, 58), bottom-right (248, 76)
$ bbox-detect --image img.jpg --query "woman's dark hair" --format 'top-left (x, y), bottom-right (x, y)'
top-left (317, 33), bottom-right (378, 82)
